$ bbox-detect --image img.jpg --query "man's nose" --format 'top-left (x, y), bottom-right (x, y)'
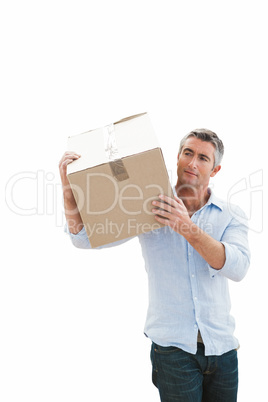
top-left (188, 156), bottom-right (198, 169)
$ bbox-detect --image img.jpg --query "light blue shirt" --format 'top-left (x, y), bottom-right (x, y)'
top-left (65, 190), bottom-right (250, 356)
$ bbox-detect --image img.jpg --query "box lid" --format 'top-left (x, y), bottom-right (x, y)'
top-left (67, 113), bottom-right (159, 175)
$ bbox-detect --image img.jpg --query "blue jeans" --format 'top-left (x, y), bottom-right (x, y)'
top-left (151, 342), bottom-right (238, 402)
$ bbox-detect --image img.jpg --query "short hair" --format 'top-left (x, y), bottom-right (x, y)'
top-left (179, 128), bottom-right (224, 168)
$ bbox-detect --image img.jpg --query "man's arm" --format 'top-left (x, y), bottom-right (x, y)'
top-left (186, 227), bottom-right (226, 270)
top-left (152, 194), bottom-right (225, 269)
top-left (59, 151), bottom-right (84, 234)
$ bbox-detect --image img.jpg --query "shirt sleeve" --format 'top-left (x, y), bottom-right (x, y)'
top-left (64, 224), bottom-right (92, 249)
top-left (64, 223), bottom-right (135, 250)
top-left (208, 206), bottom-right (251, 281)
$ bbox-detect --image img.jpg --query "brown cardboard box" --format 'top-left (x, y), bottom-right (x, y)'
top-left (67, 113), bottom-right (173, 248)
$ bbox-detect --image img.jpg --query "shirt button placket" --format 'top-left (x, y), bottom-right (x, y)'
top-left (188, 243), bottom-right (199, 332)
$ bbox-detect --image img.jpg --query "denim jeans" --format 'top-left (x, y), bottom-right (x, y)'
top-left (151, 342), bottom-right (238, 402)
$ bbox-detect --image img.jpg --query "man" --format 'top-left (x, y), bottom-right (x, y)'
top-left (59, 129), bottom-right (250, 401)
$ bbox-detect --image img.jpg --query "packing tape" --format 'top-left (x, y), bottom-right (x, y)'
top-left (104, 124), bottom-right (129, 181)
top-left (104, 124), bottom-right (120, 161)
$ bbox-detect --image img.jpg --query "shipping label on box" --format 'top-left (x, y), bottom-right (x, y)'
top-left (67, 113), bottom-right (173, 248)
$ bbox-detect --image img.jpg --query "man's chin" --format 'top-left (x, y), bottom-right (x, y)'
top-left (181, 175), bottom-right (198, 185)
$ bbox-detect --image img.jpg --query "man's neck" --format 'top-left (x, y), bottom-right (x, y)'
top-left (175, 181), bottom-right (210, 217)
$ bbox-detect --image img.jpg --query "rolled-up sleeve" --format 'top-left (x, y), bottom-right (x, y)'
top-left (64, 224), bottom-right (92, 249)
top-left (208, 208), bottom-right (250, 281)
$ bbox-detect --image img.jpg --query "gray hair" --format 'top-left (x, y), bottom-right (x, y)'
top-left (179, 128), bottom-right (224, 168)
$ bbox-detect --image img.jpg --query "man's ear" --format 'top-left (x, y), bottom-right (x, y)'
top-left (210, 165), bottom-right (221, 177)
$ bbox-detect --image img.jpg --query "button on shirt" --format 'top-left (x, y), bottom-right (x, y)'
top-left (65, 191), bottom-right (250, 356)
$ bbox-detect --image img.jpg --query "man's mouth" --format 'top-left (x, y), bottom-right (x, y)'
top-left (184, 170), bottom-right (197, 177)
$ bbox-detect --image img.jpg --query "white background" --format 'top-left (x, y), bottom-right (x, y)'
top-left (1, 1), bottom-right (267, 401)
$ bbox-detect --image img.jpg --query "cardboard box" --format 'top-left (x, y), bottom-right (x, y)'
top-left (67, 113), bottom-right (173, 248)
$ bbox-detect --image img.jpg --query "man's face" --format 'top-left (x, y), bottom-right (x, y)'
top-left (177, 137), bottom-right (221, 190)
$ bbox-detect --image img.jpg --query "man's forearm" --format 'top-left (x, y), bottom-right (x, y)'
top-left (185, 224), bottom-right (226, 270)
top-left (59, 151), bottom-right (84, 234)
top-left (63, 192), bottom-right (84, 234)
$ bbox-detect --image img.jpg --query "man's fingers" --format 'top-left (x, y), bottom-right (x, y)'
top-left (152, 200), bottom-right (174, 214)
top-left (159, 194), bottom-right (183, 207)
top-left (152, 194), bottom-right (189, 227)
top-left (63, 151), bottom-right (81, 157)
top-left (154, 213), bottom-right (171, 226)
top-left (152, 194), bottom-right (183, 213)
top-left (62, 158), bottom-right (77, 168)
top-left (59, 152), bottom-right (81, 167)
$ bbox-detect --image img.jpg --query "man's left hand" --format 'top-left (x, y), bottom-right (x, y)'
top-left (152, 194), bottom-right (193, 236)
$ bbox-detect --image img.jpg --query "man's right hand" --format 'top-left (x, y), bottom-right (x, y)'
top-left (59, 151), bottom-right (81, 187)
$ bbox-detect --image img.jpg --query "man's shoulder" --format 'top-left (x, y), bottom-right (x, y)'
top-left (210, 192), bottom-right (248, 223)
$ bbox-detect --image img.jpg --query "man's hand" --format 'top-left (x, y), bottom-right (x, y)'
top-left (59, 151), bottom-right (81, 190)
top-left (59, 151), bottom-right (83, 234)
top-left (152, 194), bottom-right (193, 236)
top-left (152, 194), bottom-right (225, 269)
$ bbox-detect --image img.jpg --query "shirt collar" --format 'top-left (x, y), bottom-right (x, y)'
top-left (205, 189), bottom-right (224, 211)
